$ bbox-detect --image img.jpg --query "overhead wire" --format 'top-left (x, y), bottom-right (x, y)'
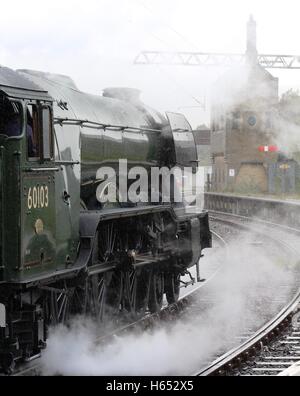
top-left (133, 0), bottom-right (200, 51)
top-left (155, 64), bottom-right (206, 110)
top-left (128, 0), bottom-right (206, 109)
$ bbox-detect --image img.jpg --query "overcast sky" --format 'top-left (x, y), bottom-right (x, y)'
top-left (1, 0), bottom-right (300, 127)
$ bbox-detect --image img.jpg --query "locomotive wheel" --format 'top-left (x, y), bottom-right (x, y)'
top-left (122, 269), bottom-right (137, 313)
top-left (165, 273), bottom-right (181, 305)
top-left (135, 268), bottom-right (151, 313)
top-left (69, 282), bottom-right (88, 315)
top-left (105, 270), bottom-right (123, 315)
top-left (97, 223), bottom-right (121, 266)
top-left (123, 268), bottom-right (151, 314)
top-left (90, 224), bottom-right (123, 316)
top-left (148, 271), bottom-right (164, 313)
top-left (71, 221), bottom-right (121, 319)
top-left (45, 281), bottom-right (72, 326)
top-left (71, 272), bottom-right (120, 320)
top-left (86, 273), bottom-right (108, 321)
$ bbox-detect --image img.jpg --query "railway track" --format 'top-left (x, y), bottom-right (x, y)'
top-left (10, 231), bottom-right (226, 376)
top-left (194, 212), bottom-right (300, 377)
top-left (12, 211), bottom-right (300, 377)
top-left (241, 313), bottom-right (300, 376)
top-left (196, 290), bottom-right (300, 376)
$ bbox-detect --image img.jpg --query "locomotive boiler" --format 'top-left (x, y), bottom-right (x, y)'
top-left (0, 66), bottom-right (211, 373)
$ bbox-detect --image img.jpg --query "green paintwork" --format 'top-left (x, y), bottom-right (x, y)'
top-left (21, 174), bottom-right (56, 275)
top-left (0, 138), bottom-right (21, 282)
top-left (1, 98), bottom-right (79, 283)
top-left (0, 68), bottom-right (203, 286)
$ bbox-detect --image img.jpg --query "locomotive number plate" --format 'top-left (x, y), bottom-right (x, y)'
top-left (27, 186), bottom-right (49, 210)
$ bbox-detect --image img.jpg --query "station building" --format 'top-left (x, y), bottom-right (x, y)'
top-left (210, 17), bottom-right (281, 194)
top-left (210, 63), bottom-right (279, 193)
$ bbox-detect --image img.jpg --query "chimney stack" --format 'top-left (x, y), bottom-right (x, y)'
top-left (246, 15), bottom-right (258, 65)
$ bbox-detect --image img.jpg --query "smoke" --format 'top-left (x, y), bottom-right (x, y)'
top-left (41, 230), bottom-right (296, 376)
top-left (275, 120), bottom-right (300, 156)
top-left (211, 63), bottom-right (300, 160)
top-left (211, 63), bottom-right (278, 110)
top-left (273, 95), bottom-right (300, 157)
top-left (209, 60), bottom-right (300, 196)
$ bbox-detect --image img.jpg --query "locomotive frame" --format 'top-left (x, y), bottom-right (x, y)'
top-left (0, 66), bottom-right (211, 374)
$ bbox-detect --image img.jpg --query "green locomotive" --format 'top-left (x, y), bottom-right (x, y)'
top-left (0, 66), bottom-right (211, 373)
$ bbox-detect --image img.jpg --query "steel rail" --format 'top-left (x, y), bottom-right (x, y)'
top-left (194, 213), bottom-right (300, 376)
top-left (196, 289), bottom-right (300, 376)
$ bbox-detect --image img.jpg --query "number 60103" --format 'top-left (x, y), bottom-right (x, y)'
top-left (27, 186), bottom-right (49, 210)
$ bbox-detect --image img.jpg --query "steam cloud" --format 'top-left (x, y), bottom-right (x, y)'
top-left (211, 63), bottom-right (300, 159)
top-left (41, 230), bottom-right (296, 376)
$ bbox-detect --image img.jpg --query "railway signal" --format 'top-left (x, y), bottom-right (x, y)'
top-left (258, 145), bottom-right (278, 153)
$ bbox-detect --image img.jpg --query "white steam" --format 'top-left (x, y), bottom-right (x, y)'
top-left (41, 231), bottom-right (297, 376)
top-left (211, 64), bottom-right (300, 159)
top-left (274, 109), bottom-right (300, 157)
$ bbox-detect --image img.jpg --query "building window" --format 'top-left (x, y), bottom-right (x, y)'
top-left (247, 115), bottom-right (257, 127)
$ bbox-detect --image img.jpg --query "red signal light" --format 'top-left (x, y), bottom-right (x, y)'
top-left (258, 145), bottom-right (278, 153)
top-left (269, 145), bottom-right (278, 152)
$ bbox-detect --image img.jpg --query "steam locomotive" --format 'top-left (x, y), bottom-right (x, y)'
top-left (0, 66), bottom-right (211, 373)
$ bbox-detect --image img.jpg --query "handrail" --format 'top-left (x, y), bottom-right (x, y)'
top-left (54, 117), bottom-right (162, 134)
top-left (24, 167), bottom-right (60, 173)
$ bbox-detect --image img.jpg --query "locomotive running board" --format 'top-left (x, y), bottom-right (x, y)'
top-left (80, 204), bottom-right (209, 239)
top-left (80, 205), bottom-right (175, 239)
